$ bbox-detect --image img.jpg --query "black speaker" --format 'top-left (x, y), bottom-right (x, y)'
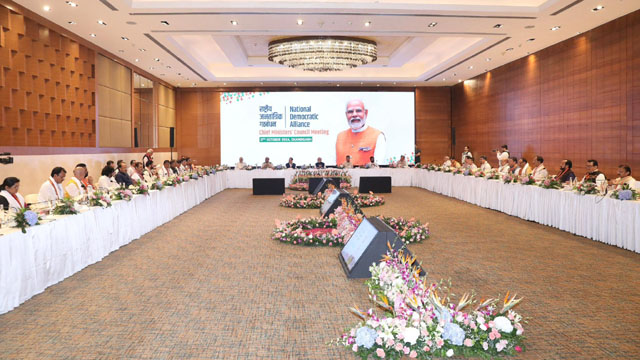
top-left (252, 178), bottom-right (285, 195)
top-left (134, 128), bottom-right (139, 147)
top-left (359, 176), bottom-right (392, 193)
top-left (169, 127), bottom-right (175, 148)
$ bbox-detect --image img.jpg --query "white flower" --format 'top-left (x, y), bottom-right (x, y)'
top-left (482, 342), bottom-right (488, 351)
top-left (401, 327), bottom-right (420, 345)
top-left (493, 316), bottom-right (514, 333)
top-left (446, 349), bottom-right (454, 357)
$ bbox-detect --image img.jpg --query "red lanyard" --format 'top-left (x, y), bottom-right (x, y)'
top-left (49, 179), bottom-right (60, 198)
top-left (10, 193), bottom-right (24, 208)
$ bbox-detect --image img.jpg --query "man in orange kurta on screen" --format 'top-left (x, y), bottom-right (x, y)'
top-left (336, 99), bottom-right (387, 166)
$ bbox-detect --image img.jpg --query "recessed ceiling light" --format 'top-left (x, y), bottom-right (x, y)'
top-left (43, 5), bottom-right (51, 12)
top-left (139, 48), bottom-right (146, 52)
top-left (166, 65), bottom-right (171, 69)
top-left (230, 20), bottom-right (238, 26)
top-left (360, 82), bottom-right (364, 85)
top-left (364, 21), bottom-right (372, 27)
top-left (135, 58), bottom-right (139, 62)
top-left (97, 20), bottom-right (107, 26)
top-left (154, 58), bottom-right (160, 62)
top-left (192, 83), bottom-right (196, 87)
top-left (376, 84), bottom-right (380, 87)
top-left (160, 20), bottom-right (170, 26)
top-left (592, 5), bottom-right (604, 12)
top-left (393, 82), bottom-right (397, 85)
top-left (493, 24), bottom-right (503, 29)
top-left (294, 82), bottom-right (297, 85)
top-left (141, 84), bottom-right (145, 87)
top-left (65, 1), bottom-right (78, 7)
top-left (223, 83), bottom-right (227, 85)
top-left (121, 36), bottom-right (129, 41)
top-left (527, 38), bottom-right (535, 42)
top-left (442, 78), bottom-right (446, 81)
top-left (468, 65), bottom-right (473, 69)
top-left (89, 33), bottom-right (96, 37)
top-left (486, 57), bottom-right (492, 61)
top-left (260, 82), bottom-right (264, 85)
top-left (297, 19), bottom-right (304, 25)
top-left (458, 79), bottom-right (462, 83)
top-left (551, 26), bottom-right (561, 31)
top-left (177, 83), bottom-right (181, 86)
top-left (428, 22), bottom-right (437, 27)
top-left (506, 47), bottom-right (514, 51)
top-left (337, 84), bottom-right (340, 87)
top-left (149, 67), bottom-right (154, 70)
top-left (68, 21), bottom-right (76, 25)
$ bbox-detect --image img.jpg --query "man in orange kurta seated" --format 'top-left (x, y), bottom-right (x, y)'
top-left (336, 99), bottom-right (386, 166)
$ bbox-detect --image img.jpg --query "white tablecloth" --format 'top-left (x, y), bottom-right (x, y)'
top-left (0, 174), bottom-right (226, 314)
top-left (2, 168), bottom-right (637, 315)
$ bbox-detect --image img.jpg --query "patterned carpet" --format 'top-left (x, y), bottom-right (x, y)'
top-left (0, 187), bottom-right (639, 359)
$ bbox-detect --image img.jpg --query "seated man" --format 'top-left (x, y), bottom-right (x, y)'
top-left (65, 165), bottom-right (88, 197)
top-left (582, 159), bottom-right (606, 186)
top-left (451, 157), bottom-right (462, 168)
top-left (131, 162), bottom-right (144, 183)
top-left (235, 157), bottom-right (247, 170)
top-left (498, 159), bottom-right (510, 175)
top-left (479, 156), bottom-right (491, 172)
top-left (442, 156), bottom-right (452, 168)
top-left (463, 157), bottom-right (477, 171)
top-left (127, 160), bottom-right (136, 176)
top-left (178, 159), bottom-right (188, 174)
top-left (315, 157), bottom-right (325, 169)
top-left (158, 160), bottom-right (172, 179)
top-left (261, 157), bottom-right (274, 169)
top-left (514, 158), bottom-right (532, 177)
top-left (170, 160), bottom-right (180, 175)
top-left (143, 160), bottom-right (155, 183)
top-left (115, 161), bottom-right (134, 187)
top-left (366, 156), bottom-right (379, 168)
top-left (610, 165), bottom-right (637, 190)
top-left (342, 155), bottom-right (354, 169)
top-left (98, 165), bottom-right (118, 190)
top-left (530, 155), bottom-right (548, 181)
top-left (285, 157), bottom-right (296, 169)
top-left (556, 159), bottom-right (576, 183)
top-left (507, 157), bottom-right (518, 174)
top-left (38, 167), bottom-right (67, 202)
top-left (396, 155), bottom-right (408, 168)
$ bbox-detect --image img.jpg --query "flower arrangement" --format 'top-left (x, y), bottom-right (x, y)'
top-left (539, 177), bottom-right (562, 189)
top-left (415, 163), bottom-right (424, 169)
top-left (335, 248), bottom-right (526, 359)
top-left (280, 193), bottom-right (325, 208)
top-left (111, 188), bottom-right (133, 201)
top-left (52, 197), bottom-right (79, 215)
top-left (473, 171), bottom-right (485, 178)
top-left (452, 167), bottom-right (464, 176)
top-left (519, 175), bottom-right (535, 185)
top-left (182, 175), bottom-right (190, 182)
top-left (13, 208), bottom-right (40, 233)
top-left (574, 182), bottom-right (598, 195)
top-left (191, 173), bottom-right (199, 180)
top-left (442, 167), bottom-right (452, 173)
top-left (132, 182), bottom-right (149, 195)
top-left (272, 211), bottom-right (429, 247)
top-left (611, 184), bottom-right (639, 201)
top-left (88, 190), bottom-right (112, 208)
top-left (485, 170), bottom-right (500, 180)
top-left (152, 180), bottom-right (164, 191)
top-left (352, 192), bottom-right (386, 207)
top-left (502, 174), bottom-right (515, 184)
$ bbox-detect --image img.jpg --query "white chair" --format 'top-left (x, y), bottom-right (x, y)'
top-left (24, 194), bottom-right (39, 205)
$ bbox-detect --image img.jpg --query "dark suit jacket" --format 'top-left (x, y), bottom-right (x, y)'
top-left (285, 163), bottom-right (296, 169)
top-left (315, 162), bottom-right (325, 169)
top-left (115, 171), bottom-right (133, 187)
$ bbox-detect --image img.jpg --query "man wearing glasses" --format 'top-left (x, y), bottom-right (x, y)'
top-left (335, 99), bottom-right (386, 166)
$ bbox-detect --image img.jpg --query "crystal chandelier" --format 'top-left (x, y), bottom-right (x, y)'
top-left (267, 36), bottom-right (377, 72)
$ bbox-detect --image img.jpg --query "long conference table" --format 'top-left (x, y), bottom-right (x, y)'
top-left (1, 168), bottom-right (638, 314)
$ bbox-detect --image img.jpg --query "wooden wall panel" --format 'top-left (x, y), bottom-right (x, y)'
top-left (452, 10), bottom-right (640, 178)
top-left (0, 6), bottom-right (95, 147)
top-left (415, 87), bottom-right (451, 164)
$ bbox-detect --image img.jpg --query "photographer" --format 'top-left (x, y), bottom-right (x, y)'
top-left (493, 145), bottom-right (509, 164)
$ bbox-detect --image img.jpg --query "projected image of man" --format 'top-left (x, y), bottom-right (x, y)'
top-left (336, 100), bottom-right (386, 166)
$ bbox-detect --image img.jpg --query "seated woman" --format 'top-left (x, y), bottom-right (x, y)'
top-left (98, 165), bottom-right (118, 190)
top-left (0, 177), bottom-right (26, 211)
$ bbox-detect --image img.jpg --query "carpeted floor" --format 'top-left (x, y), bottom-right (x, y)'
top-left (0, 187), bottom-right (639, 359)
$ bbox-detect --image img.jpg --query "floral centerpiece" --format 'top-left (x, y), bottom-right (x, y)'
top-left (611, 184), bottom-right (639, 201)
top-left (280, 193), bottom-right (325, 209)
top-left (191, 173), bottom-right (199, 180)
top-left (473, 170), bottom-right (485, 178)
top-left (378, 216), bottom-right (430, 244)
top-left (112, 188), bottom-right (133, 201)
top-left (574, 182), bottom-right (598, 195)
top-left (442, 167), bottom-right (452, 173)
top-left (519, 175), bottom-right (535, 185)
top-left (415, 163), bottom-right (424, 169)
top-left (52, 197), bottom-right (79, 215)
top-left (452, 167), bottom-right (464, 176)
top-left (352, 192), bottom-right (385, 207)
top-left (182, 175), bottom-right (191, 182)
top-left (13, 208), bottom-right (41, 233)
top-left (502, 173), bottom-right (515, 184)
top-left (151, 179), bottom-right (164, 190)
top-left (132, 182), bottom-right (149, 195)
top-left (88, 190), bottom-right (112, 208)
top-left (335, 248), bottom-right (526, 359)
top-left (486, 170), bottom-right (500, 180)
top-left (539, 177), bottom-right (562, 189)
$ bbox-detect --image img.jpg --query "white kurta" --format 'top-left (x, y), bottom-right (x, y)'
top-left (480, 162), bottom-right (491, 172)
top-left (235, 162), bottom-right (247, 170)
top-left (531, 165), bottom-right (548, 181)
top-left (38, 178), bottom-right (64, 202)
top-left (97, 176), bottom-right (118, 190)
top-left (65, 177), bottom-right (85, 197)
top-left (0, 190), bottom-right (25, 210)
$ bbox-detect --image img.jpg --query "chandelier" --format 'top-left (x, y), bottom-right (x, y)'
top-left (267, 36), bottom-right (377, 72)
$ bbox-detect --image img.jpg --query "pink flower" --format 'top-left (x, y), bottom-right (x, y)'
top-left (489, 332), bottom-right (496, 340)
top-left (386, 338), bottom-right (395, 347)
top-left (395, 343), bottom-right (403, 351)
top-left (464, 338), bottom-right (473, 347)
top-left (515, 345), bottom-right (522, 352)
top-left (352, 344), bottom-right (358, 352)
top-left (436, 339), bottom-right (444, 348)
top-left (409, 350), bottom-right (418, 358)
top-left (376, 337), bottom-right (383, 345)
top-left (376, 348), bottom-right (385, 358)
top-left (403, 346), bottom-right (410, 354)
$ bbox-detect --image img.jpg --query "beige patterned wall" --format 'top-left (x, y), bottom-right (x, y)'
top-left (96, 54), bottom-right (132, 147)
top-left (157, 84), bottom-right (175, 148)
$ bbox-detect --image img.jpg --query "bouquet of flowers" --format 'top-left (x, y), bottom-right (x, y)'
top-left (442, 167), bottom-right (452, 173)
top-left (280, 193), bottom-right (325, 209)
top-left (334, 203), bottom-right (364, 243)
top-left (611, 184), bottom-right (639, 201)
top-left (539, 177), bottom-right (562, 189)
top-left (519, 175), bottom-right (535, 185)
top-left (352, 191), bottom-right (386, 207)
top-left (245, 165), bottom-right (254, 171)
top-left (52, 197), bottom-right (79, 215)
top-left (88, 190), bottom-right (112, 208)
top-left (275, 165), bottom-right (284, 170)
top-left (13, 208), bottom-right (41, 233)
top-left (111, 188), bottom-right (133, 201)
top-left (191, 173), bottom-right (199, 180)
top-left (502, 173), bottom-right (515, 184)
top-left (378, 216), bottom-right (430, 244)
top-left (574, 182), bottom-right (598, 195)
top-left (473, 170), bottom-right (485, 178)
top-left (182, 175), bottom-right (191, 182)
top-left (415, 163), bottom-right (424, 169)
top-left (152, 180), bottom-right (164, 191)
top-left (452, 167), bottom-right (464, 176)
top-left (486, 170), bottom-right (500, 180)
top-left (463, 169), bottom-right (472, 176)
top-left (132, 182), bottom-right (149, 195)
top-left (335, 249), bottom-right (526, 359)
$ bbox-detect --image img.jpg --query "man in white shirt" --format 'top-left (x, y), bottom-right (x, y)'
top-left (582, 159), bottom-right (607, 186)
top-left (65, 166), bottom-right (87, 198)
top-left (366, 156), bottom-right (379, 168)
top-left (461, 146), bottom-right (472, 163)
top-left (479, 156), bottom-right (492, 173)
top-left (463, 157), bottom-right (478, 171)
top-left (442, 156), bottom-right (452, 168)
top-left (127, 160), bottom-right (136, 176)
top-left (530, 155), bottom-right (548, 181)
top-left (610, 164), bottom-right (637, 190)
top-left (179, 159), bottom-right (188, 173)
top-left (494, 145), bottom-right (509, 164)
top-left (514, 158), bottom-right (531, 177)
top-left (38, 167), bottom-right (67, 202)
top-left (396, 155), bottom-right (408, 168)
top-left (261, 157), bottom-right (274, 169)
top-left (158, 160), bottom-right (172, 178)
top-left (236, 157), bottom-right (247, 170)
top-left (342, 155), bottom-right (354, 169)
top-left (498, 159), bottom-right (510, 175)
top-left (131, 162), bottom-right (144, 183)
